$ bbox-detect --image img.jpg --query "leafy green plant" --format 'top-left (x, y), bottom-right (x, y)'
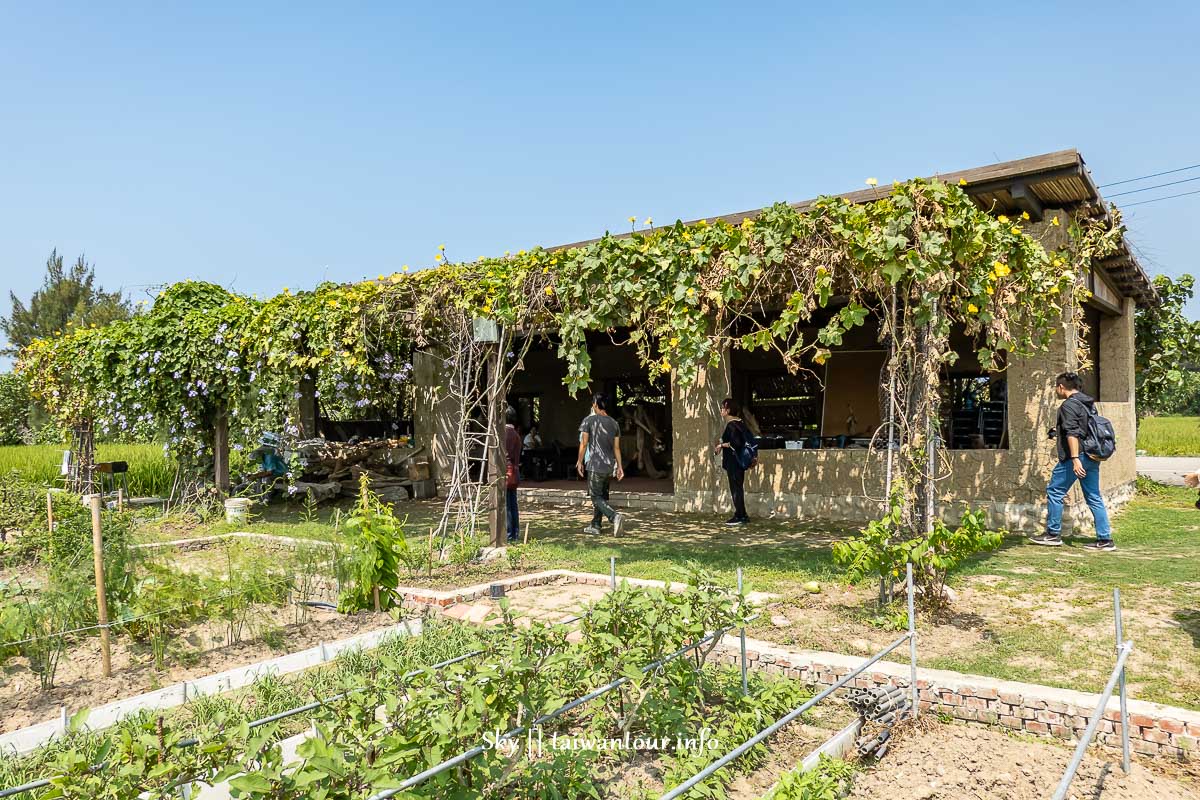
top-left (833, 489), bottom-right (1002, 609)
top-left (337, 473), bottom-right (410, 612)
top-left (769, 755), bottom-right (857, 800)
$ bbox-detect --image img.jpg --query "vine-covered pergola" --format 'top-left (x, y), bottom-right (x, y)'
top-left (19, 175), bottom-right (1125, 545)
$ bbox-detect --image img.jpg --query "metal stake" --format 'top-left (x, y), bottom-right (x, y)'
top-left (610, 556), bottom-right (616, 589)
top-left (1114, 588), bottom-right (1130, 773)
top-left (906, 562), bottom-right (918, 719)
top-left (737, 567), bottom-right (748, 696)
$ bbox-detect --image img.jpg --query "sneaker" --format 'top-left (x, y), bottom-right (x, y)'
top-left (612, 513), bottom-right (626, 537)
top-left (724, 517), bottom-right (747, 526)
top-left (583, 525), bottom-right (601, 535)
top-left (1084, 539), bottom-right (1116, 552)
top-left (1029, 533), bottom-right (1063, 547)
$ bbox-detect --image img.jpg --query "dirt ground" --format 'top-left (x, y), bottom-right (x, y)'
top-left (0, 604), bottom-right (396, 733)
top-left (846, 720), bottom-right (1198, 800)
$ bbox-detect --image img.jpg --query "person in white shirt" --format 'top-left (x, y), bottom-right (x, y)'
top-left (523, 424), bottom-right (543, 449)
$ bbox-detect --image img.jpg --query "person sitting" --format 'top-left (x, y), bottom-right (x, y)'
top-left (523, 424), bottom-right (543, 449)
top-left (235, 432), bottom-right (289, 501)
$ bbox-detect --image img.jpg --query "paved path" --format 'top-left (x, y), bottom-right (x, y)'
top-left (1136, 455), bottom-right (1199, 486)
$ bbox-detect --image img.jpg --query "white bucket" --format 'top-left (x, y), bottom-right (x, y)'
top-left (224, 497), bottom-right (252, 524)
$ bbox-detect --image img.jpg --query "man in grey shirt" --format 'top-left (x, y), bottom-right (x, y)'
top-left (577, 393), bottom-right (626, 536)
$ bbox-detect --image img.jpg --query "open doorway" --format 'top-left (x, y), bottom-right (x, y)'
top-left (508, 331), bottom-right (673, 492)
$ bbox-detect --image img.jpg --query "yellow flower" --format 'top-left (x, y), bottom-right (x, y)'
top-left (518, 249), bottom-right (526, 256)
top-left (644, 217), bottom-right (653, 226)
top-left (993, 262), bottom-right (1011, 277)
top-left (958, 178), bottom-right (967, 186)
top-left (403, 264), bottom-right (410, 272)
top-left (1021, 211), bottom-right (1030, 221)
top-left (660, 357), bottom-right (671, 370)
top-left (967, 303), bottom-right (979, 313)
top-left (377, 274), bottom-right (385, 281)
top-left (997, 215), bottom-right (1009, 224)
top-left (434, 254), bottom-right (442, 261)
top-left (544, 286), bottom-right (554, 296)
top-left (865, 177), bottom-right (878, 186)
top-left (1050, 286), bottom-right (1060, 294)
top-left (686, 287), bottom-right (696, 297)
top-left (1051, 216), bottom-right (1060, 227)
top-left (542, 266), bottom-right (549, 274)
top-left (438, 244), bottom-right (445, 251)
top-left (669, 337), bottom-right (680, 347)
top-left (629, 216), bottom-right (636, 224)
top-left (698, 219), bottom-right (708, 226)
top-left (682, 231), bottom-right (692, 241)
top-left (814, 353), bottom-right (827, 365)
top-left (1052, 258), bottom-right (1064, 267)
top-left (986, 286), bottom-right (994, 295)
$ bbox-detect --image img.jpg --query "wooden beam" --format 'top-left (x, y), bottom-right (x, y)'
top-left (213, 413), bottom-right (231, 494)
top-left (1009, 181), bottom-right (1044, 221)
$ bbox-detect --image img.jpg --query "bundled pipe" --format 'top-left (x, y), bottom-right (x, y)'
top-left (846, 685), bottom-right (911, 759)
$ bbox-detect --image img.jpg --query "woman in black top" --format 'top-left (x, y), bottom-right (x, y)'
top-left (713, 398), bottom-right (750, 526)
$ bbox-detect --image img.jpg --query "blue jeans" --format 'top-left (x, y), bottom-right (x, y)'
top-left (1045, 458), bottom-right (1112, 539)
top-left (506, 488), bottom-right (519, 541)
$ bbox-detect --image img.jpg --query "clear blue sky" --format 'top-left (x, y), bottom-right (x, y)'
top-left (3, 1), bottom-right (1198, 365)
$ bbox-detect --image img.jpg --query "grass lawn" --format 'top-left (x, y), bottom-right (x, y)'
top-left (138, 484), bottom-right (1200, 711)
top-left (1137, 415), bottom-right (1200, 456)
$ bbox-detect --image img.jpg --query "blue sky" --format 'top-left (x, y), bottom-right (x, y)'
top-left (2, 1), bottom-right (1198, 364)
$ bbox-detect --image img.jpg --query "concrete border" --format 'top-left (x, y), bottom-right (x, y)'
top-left (0, 618), bottom-right (422, 756)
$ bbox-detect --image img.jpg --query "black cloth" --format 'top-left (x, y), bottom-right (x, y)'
top-left (727, 467), bottom-right (748, 521)
top-left (720, 419), bottom-right (750, 472)
top-left (1054, 392), bottom-right (1095, 462)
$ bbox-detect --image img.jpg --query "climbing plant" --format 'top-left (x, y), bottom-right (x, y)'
top-left (18, 179), bottom-right (1124, 527)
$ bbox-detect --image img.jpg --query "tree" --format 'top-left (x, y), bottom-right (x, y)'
top-left (1135, 274), bottom-right (1200, 416)
top-left (1, 250), bottom-right (132, 356)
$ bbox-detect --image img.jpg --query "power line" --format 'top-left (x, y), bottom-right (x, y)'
top-left (1120, 187), bottom-right (1200, 208)
top-left (1099, 163), bottom-right (1200, 188)
top-left (1107, 174), bottom-right (1200, 198)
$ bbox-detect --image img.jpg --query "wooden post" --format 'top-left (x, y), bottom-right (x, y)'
top-left (427, 528), bottom-right (435, 576)
top-left (213, 412), bottom-right (231, 494)
top-left (487, 345), bottom-right (507, 548)
top-left (90, 494), bottom-right (112, 678)
top-left (523, 522), bottom-right (530, 546)
top-left (297, 374), bottom-right (319, 439)
top-left (46, 491), bottom-right (54, 534)
top-left (117, 487), bottom-right (125, 513)
top-left (373, 584), bottom-right (381, 613)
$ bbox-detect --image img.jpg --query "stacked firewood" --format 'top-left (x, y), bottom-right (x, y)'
top-left (292, 438), bottom-right (429, 501)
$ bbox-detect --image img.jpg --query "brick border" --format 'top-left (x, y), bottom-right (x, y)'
top-left (709, 636), bottom-right (1198, 760)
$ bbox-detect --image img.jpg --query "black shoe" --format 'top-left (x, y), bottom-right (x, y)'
top-left (507, 534), bottom-right (517, 543)
top-left (1084, 539), bottom-right (1116, 552)
top-left (724, 517), bottom-right (742, 526)
top-left (1030, 533), bottom-right (1063, 547)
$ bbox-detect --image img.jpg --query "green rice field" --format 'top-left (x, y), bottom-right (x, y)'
top-left (1137, 415), bottom-right (1200, 456)
top-left (0, 443), bottom-right (173, 496)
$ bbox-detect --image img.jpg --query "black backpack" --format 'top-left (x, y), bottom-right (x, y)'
top-left (737, 424), bottom-right (759, 470)
top-left (1083, 406), bottom-right (1117, 461)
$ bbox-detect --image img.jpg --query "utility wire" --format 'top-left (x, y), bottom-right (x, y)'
top-left (1121, 187), bottom-right (1200, 208)
top-left (1099, 163), bottom-right (1200, 188)
top-left (1106, 174), bottom-right (1200, 198)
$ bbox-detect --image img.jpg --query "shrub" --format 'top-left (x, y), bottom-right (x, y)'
top-left (832, 490), bottom-right (1002, 609)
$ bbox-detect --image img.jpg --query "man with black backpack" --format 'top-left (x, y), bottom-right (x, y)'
top-left (1030, 372), bottom-right (1115, 551)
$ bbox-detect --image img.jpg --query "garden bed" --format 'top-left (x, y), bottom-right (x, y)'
top-left (845, 719), bottom-right (1197, 799)
top-left (0, 605), bottom-right (395, 734)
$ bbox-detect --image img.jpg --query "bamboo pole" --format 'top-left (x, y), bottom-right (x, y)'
top-left (90, 494), bottom-right (112, 677)
top-left (117, 487), bottom-right (125, 513)
top-left (46, 491), bottom-right (54, 534)
top-left (522, 522), bottom-right (530, 545)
